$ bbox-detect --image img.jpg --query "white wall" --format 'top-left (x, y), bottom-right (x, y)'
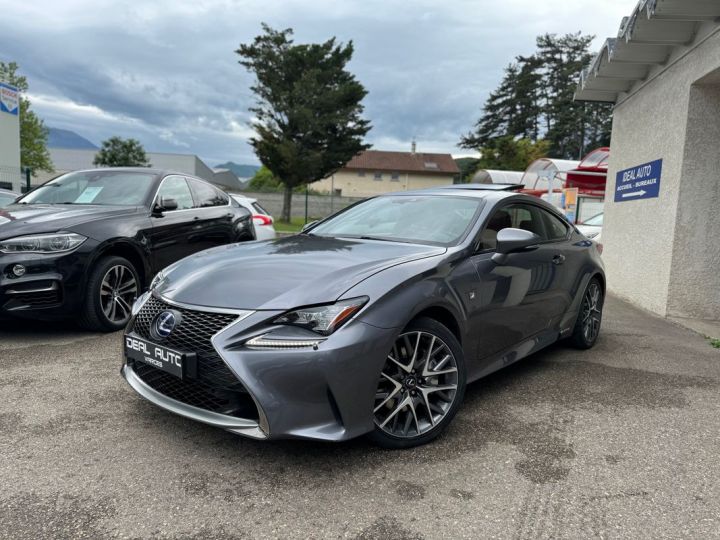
top-left (0, 85), bottom-right (21, 192)
top-left (603, 27), bottom-right (720, 318)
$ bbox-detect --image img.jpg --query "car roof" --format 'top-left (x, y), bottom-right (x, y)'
top-left (0, 188), bottom-right (19, 195)
top-left (378, 184), bottom-right (570, 217)
top-left (57, 167), bottom-right (234, 190)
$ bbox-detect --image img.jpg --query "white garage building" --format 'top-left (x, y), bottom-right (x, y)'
top-left (575, 0), bottom-right (720, 330)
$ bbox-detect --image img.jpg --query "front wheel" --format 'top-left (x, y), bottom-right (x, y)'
top-left (368, 317), bottom-right (466, 449)
top-left (79, 256), bottom-right (140, 332)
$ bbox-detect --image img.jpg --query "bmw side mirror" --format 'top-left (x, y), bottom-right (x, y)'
top-left (492, 228), bottom-right (541, 264)
top-left (153, 197), bottom-right (178, 216)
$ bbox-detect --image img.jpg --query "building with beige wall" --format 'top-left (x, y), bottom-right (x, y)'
top-left (575, 0), bottom-right (720, 326)
top-left (313, 149), bottom-right (459, 198)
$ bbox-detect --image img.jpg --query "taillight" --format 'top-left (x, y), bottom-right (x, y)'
top-left (253, 214), bottom-right (273, 226)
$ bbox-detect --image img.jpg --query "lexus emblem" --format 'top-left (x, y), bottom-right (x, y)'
top-left (153, 310), bottom-right (180, 339)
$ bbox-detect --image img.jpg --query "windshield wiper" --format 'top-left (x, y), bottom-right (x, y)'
top-left (357, 235), bottom-right (410, 243)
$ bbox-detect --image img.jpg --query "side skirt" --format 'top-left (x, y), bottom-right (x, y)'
top-left (468, 329), bottom-right (559, 383)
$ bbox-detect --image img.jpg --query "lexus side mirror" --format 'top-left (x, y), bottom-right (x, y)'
top-left (492, 228), bottom-right (541, 264)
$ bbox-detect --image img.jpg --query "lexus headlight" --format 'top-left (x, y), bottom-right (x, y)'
top-left (273, 297), bottom-right (368, 336)
top-left (149, 271), bottom-right (166, 290)
top-left (0, 233), bottom-right (87, 254)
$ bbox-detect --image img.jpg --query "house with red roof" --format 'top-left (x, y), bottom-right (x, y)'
top-left (313, 145), bottom-right (459, 197)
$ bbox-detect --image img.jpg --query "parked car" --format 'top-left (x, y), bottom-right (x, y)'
top-left (576, 212), bottom-right (603, 240)
top-left (1, 168), bottom-right (255, 331)
top-left (0, 188), bottom-right (19, 208)
top-left (230, 195), bottom-right (276, 240)
top-left (122, 185), bottom-right (605, 448)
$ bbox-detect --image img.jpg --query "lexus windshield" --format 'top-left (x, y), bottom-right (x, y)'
top-left (18, 170), bottom-right (157, 206)
top-left (310, 195), bottom-right (483, 246)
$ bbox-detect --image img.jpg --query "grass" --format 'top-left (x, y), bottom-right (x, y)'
top-left (709, 338), bottom-right (720, 349)
top-left (274, 216), bottom-right (320, 234)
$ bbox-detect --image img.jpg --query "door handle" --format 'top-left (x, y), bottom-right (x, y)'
top-left (552, 254), bottom-right (566, 265)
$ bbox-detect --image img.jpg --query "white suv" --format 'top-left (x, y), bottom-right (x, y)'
top-left (231, 195), bottom-right (277, 240)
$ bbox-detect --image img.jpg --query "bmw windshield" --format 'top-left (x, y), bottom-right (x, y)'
top-left (310, 195), bottom-right (483, 246)
top-left (18, 170), bottom-right (157, 206)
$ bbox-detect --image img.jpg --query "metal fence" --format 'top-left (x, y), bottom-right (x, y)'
top-left (241, 191), bottom-right (363, 220)
top-left (0, 165), bottom-right (23, 192)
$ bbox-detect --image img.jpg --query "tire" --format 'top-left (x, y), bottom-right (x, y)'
top-left (569, 277), bottom-right (604, 349)
top-left (79, 256), bottom-right (141, 332)
top-left (368, 317), bottom-right (467, 449)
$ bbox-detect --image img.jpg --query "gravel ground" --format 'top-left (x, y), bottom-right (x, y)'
top-left (1, 295), bottom-right (719, 539)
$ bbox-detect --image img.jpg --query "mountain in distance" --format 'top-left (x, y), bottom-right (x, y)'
top-left (214, 161), bottom-right (260, 179)
top-left (47, 127), bottom-right (98, 150)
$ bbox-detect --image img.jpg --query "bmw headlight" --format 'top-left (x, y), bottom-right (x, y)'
top-left (0, 233), bottom-right (87, 254)
top-left (272, 297), bottom-right (368, 336)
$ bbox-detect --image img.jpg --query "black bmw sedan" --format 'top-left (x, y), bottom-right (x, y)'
top-left (122, 185), bottom-right (605, 448)
top-left (0, 168), bottom-right (254, 331)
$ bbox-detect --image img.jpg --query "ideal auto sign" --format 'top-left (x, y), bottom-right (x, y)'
top-left (0, 82), bottom-right (19, 116)
top-left (614, 159), bottom-right (662, 202)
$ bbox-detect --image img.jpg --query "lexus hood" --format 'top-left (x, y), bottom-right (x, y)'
top-left (0, 204), bottom-right (141, 239)
top-left (155, 235), bottom-right (446, 310)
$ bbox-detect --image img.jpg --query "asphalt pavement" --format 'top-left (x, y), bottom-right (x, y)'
top-left (1, 296), bottom-right (719, 539)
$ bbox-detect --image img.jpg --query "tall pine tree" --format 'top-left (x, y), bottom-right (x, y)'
top-left (461, 32), bottom-right (612, 162)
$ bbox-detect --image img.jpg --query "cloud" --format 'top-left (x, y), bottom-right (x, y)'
top-left (0, 0), bottom-right (631, 165)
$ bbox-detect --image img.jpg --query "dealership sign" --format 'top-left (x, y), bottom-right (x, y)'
top-left (614, 159), bottom-right (662, 202)
top-left (0, 82), bottom-right (19, 115)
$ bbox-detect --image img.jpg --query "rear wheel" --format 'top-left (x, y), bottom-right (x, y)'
top-left (569, 277), bottom-right (603, 349)
top-left (79, 256), bottom-right (140, 332)
top-left (368, 317), bottom-right (466, 449)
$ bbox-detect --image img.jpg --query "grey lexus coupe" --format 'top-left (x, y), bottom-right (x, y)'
top-left (122, 185), bottom-right (605, 448)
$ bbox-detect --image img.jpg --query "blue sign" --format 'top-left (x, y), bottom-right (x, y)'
top-left (0, 82), bottom-right (19, 116)
top-left (614, 159), bottom-right (662, 202)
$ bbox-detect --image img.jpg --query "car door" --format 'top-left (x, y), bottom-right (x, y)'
top-left (146, 175), bottom-right (198, 271)
top-left (186, 178), bottom-right (235, 251)
top-left (452, 202), bottom-right (570, 360)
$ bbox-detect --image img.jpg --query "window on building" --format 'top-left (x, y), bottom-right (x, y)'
top-left (391, 172), bottom-right (400, 181)
top-left (374, 172), bottom-right (382, 181)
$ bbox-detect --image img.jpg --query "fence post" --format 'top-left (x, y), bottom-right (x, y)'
top-left (24, 167), bottom-right (31, 193)
top-left (304, 186), bottom-right (309, 225)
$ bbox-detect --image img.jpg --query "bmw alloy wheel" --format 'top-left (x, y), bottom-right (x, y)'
top-left (374, 331), bottom-right (459, 438)
top-left (100, 264), bottom-right (138, 324)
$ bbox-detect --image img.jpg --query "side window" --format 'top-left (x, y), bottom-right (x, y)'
top-left (541, 209), bottom-right (570, 241)
top-left (479, 203), bottom-right (548, 250)
top-left (188, 179), bottom-right (228, 208)
top-left (155, 176), bottom-right (193, 210)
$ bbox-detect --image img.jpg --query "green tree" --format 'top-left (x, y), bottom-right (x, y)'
top-left (236, 24), bottom-right (371, 222)
top-left (461, 32), bottom-right (612, 160)
top-left (93, 136), bottom-right (150, 167)
top-left (0, 62), bottom-right (53, 176)
top-left (454, 157), bottom-right (480, 183)
top-left (247, 165), bottom-right (282, 191)
top-left (477, 136), bottom-right (550, 171)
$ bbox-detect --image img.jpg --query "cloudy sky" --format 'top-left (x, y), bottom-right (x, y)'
top-left (1, 0), bottom-right (630, 166)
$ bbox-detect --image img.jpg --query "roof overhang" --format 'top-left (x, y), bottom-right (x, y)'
top-left (574, 0), bottom-right (720, 103)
